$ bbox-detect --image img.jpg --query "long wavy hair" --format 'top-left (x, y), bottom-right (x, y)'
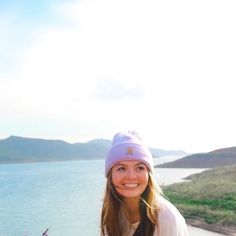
top-left (101, 171), bottom-right (162, 236)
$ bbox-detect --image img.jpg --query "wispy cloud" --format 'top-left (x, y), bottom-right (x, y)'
top-left (93, 78), bottom-right (146, 101)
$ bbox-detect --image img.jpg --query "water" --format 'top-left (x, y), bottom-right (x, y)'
top-left (0, 158), bottom-right (225, 236)
top-left (0, 160), bottom-right (104, 236)
top-left (153, 156), bottom-right (207, 185)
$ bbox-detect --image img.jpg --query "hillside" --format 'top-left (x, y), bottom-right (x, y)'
top-left (156, 146), bottom-right (236, 168)
top-left (163, 165), bottom-right (236, 235)
top-left (0, 136), bottom-right (111, 163)
top-left (0, 136), bottom-right (186, 164)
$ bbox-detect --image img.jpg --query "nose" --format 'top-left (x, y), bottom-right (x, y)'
top-left (126, 168), bottom-right (137, 178)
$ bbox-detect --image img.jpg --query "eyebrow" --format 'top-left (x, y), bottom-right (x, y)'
top-left (115, 162), bottom-right (145, 167)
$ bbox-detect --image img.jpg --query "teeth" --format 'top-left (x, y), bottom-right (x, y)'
top-left (124, 184), bottom-right (138, 188)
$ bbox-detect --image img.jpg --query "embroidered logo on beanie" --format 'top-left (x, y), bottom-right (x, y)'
top-left (126, 147), bottom-right (134, 155)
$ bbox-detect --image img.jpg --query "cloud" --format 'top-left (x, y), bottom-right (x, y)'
top-left (1, 0), bottom-right (236, 152)
top-left (93, 78), bottom-right (145, 101)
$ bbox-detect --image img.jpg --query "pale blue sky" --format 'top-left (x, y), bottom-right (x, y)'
top-left (1, 0), bottom-right (236, 153)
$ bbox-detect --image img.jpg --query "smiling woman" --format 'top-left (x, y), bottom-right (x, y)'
top-left (111, 161), bottom-right (149, 200)
top-left (101, 131), bottom-right (189, 236)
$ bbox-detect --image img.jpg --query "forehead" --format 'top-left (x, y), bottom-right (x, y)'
top-left (114, 160), bottom-right (146, 167)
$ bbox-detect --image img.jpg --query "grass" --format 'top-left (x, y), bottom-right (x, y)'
top-left (163, 165), bottom-right (236, 226)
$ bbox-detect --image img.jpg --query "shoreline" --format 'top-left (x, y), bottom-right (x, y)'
top-left (187, 219), bottom-right (236, 236)
top-left (162, 165), bottom-right (236, 236)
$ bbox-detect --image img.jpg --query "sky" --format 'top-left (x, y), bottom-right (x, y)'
top-left (0, 0), bottom-right (236, 153)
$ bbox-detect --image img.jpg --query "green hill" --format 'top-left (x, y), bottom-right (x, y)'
top-left (0, 135), bottom-right (186, 164)
top-left (163, 165), bottom-right (236, 235)
top-left (0, 136), bottom-right (111, 163)
top-left (156, 146), bottom-right (236, 168)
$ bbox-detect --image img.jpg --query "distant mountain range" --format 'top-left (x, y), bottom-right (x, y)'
top-left (156, 146), bottom-right (236, 168)
top-left (0, 136), bottom-right (187, 164)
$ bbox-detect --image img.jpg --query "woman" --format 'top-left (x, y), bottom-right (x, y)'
top-left (101, 131), bottom-right (189, 236)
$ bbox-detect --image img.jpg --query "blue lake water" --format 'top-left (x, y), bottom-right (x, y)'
top-left (0, 158), bottom-right (224, 236)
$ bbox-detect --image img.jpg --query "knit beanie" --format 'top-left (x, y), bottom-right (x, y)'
top-left (105, 131), bottom-right (153, 177)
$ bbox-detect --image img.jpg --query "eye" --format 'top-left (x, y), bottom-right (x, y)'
top-left (136, 165), bottom-right (146, 172)
top-left (117, 166), bottom-right (126, 172)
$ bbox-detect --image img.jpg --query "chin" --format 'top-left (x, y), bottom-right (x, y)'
top-left (118, 191), bottom-right (142, 199)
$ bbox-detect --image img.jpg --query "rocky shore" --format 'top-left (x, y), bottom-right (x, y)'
top-left (187, 219), bottom-right (236, 236)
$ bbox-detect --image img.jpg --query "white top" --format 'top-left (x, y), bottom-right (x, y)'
top-left (128, 196), bottom-right (189, 236)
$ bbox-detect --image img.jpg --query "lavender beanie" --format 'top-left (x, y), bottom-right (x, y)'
top-left (105, 131), bottom-right (153, 177)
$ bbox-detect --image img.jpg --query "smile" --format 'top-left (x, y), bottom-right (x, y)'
top-left (123, 184), bottom-right (139, 188)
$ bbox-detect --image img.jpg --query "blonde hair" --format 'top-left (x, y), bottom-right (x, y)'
top-left (101, 171), bottom-right (162, 236)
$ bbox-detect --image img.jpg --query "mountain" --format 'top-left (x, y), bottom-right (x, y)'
top-left (0, 136), bottom-right (111, 163)
top-left (0, 136), bottom-right (186, 164)
top-left (156, 146), bottom-right (236, 168)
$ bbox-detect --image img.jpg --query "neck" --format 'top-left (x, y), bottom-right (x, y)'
top-left (123, 197), bottom-right (141, 223)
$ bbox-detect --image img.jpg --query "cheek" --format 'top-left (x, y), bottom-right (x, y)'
top-left (141, 171), bottom-right (149, 180)
top-left (141, 173), bottom-right (149, 187)
top-left (139, 173), bottom-right (149, 191)
top-left (111, 171), bottom-right (121, 186)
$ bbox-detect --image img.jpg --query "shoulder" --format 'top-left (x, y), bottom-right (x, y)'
top-left (157, 196), bottom-right (184, 222)
top-left (156, 196), bottom-right (189, 236)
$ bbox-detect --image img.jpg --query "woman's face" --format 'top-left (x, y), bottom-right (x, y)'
top-left (111, 160), bottom-right (149, 200)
